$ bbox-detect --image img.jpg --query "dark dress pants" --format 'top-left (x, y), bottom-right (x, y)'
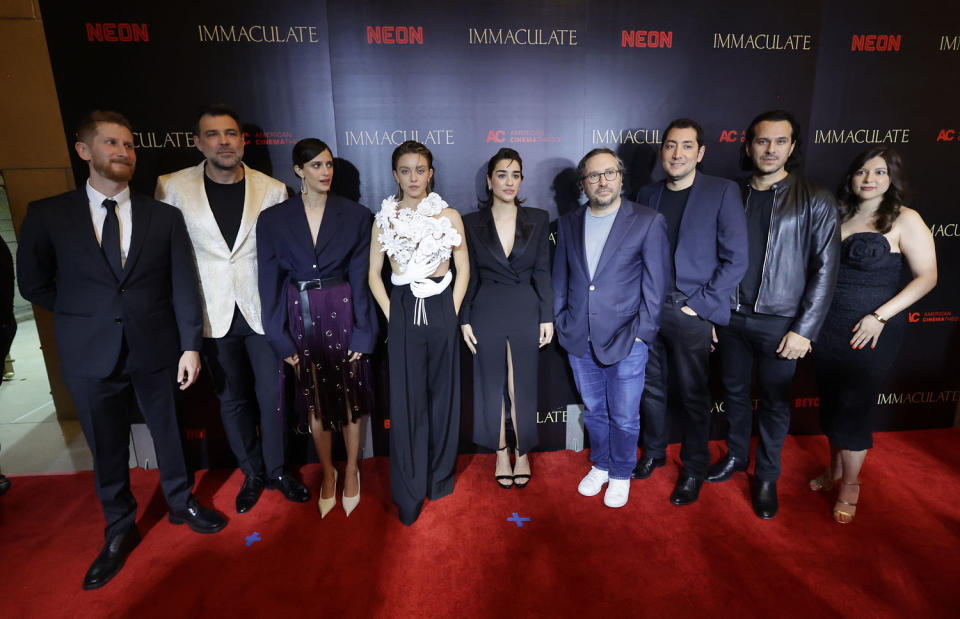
top-left (717, 310), bottom-right (796, 482)
top-left (202, 307), bottom-right (283, 479)
top-left (388, 284), bottom-right (460, 526)
top-left (63, 338), bottom-right (192, 540)
top-left (640, 298), bottom-right (714, 478)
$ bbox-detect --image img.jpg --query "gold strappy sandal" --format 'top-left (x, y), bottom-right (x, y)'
top-left (833, 481), bottom-right (860, 524)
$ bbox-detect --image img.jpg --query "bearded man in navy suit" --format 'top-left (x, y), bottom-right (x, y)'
top-left (17, 111), bottom-right (226, 591)
top-left (553, 148), bottom-right (669, 509)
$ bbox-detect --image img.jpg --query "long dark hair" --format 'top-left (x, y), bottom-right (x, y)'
top-left (391, 140), bottom-right (434, 199)
top-left (292, 138), bottom-right (331, 167)
top-left (837, 146), bottom-right (909, 234)
top-left (481, 148), bottom-right (526, 208)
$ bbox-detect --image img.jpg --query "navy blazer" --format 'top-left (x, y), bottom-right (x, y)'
top-left (460, 206), bottom-right (553, 325)
top-left (17, 188), bottom-right (203, 378)
top-left (636, 172), bottom-right (748, 326)
top-left (552, 199), bottom-right (669, 365)
top-left (256, 195), bottom-right (377, 358)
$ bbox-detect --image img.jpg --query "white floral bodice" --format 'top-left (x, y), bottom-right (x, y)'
top-left (374, 192), bottom-right (462, 274)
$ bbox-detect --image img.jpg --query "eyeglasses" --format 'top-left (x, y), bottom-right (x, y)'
top-left (583, 169), bottom-right (622, 184)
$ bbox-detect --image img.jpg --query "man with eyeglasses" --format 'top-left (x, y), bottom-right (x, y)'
top-left (707, 110), bottom-right (839, 519)
top-left (553, 148), bottom-right (669, 508)
top-left (633, 118), bottom-right (748, 506)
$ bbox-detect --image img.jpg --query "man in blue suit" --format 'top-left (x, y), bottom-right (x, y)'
top-left (553, 148), bottom-right (669, 508)
top-left (634, 119), bottom-right (748, 506)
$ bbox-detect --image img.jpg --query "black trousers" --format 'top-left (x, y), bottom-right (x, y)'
top-left (388, 283), bottom-right (460, 526)
top-left (717, 309), bottom-right (796, 482)
top-left (63, 338), bottom-right (192, 540)
top-left (639, 298), bottom-right (714, 478)
top-left (202, 308), bottom-right (284, 479)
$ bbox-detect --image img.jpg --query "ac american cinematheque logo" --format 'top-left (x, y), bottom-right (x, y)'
top-left (908, 310), bottom-right (960, 322)
top-left (486, 129), bottom-right (561, 144)
top-left (592, 128), bottom-right (661, 145)
top-left (621, 30), bottom-right (672, 48)
top-left (132, 131), bottom-right (193, 149)
top-left (877, 390), bottom-right (960, 405)
top-left (86, 23), bottom-right (148, 42)
top-left (468, 27), bottom-right (578, 46)
top-left (713, 32), bottom-right (812, 50)
top-left (197, 25), bottom-right (320, 43)
top-left (813, 129), bottom-right (910, 144)
top-left (343, 129), bottom-right (454, 147)
top-left (245, 131), bottom-right (295, 146)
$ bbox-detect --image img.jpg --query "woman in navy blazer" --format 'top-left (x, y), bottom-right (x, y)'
top-left (256, 139), bottom-right (377, 518)
top-left (461, 148), bottom-right (553, 489)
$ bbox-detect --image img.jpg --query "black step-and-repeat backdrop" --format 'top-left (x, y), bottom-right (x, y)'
top-left (37, 0), bottom-right (960, 462)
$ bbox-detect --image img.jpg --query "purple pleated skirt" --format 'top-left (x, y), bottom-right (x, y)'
top-left (285, 281), bottom-right (374, 431)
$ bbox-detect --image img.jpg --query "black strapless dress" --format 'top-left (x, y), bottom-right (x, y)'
top-left (814, 232), bottom-right (906, 450)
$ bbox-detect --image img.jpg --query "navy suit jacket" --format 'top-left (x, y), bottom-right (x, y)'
top-left (17, 188), bottom-right (203, 378)
top-left (636, 172), bottom-right (748, 326)
top-left (552, 199), bottom-right (669, 365)
top-left (256, 195), bottom-right (377, 359)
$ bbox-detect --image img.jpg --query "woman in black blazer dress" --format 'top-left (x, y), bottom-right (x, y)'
top-left (461, 148), bottom-right (553, 489)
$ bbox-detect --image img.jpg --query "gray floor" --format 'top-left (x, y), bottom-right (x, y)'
top-left (0, 318), bottom-right (93, 475)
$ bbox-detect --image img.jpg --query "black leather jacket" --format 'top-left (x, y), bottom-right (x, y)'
top-left (733, 173), bottom-right (841, 341)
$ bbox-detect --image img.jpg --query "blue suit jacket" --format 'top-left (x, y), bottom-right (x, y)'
top-left (256, 195), bottom-right (377, 358)
top-left (552, 199), bottom-right (669, 365)
top-left (636, 172), bottom-right (748, 326)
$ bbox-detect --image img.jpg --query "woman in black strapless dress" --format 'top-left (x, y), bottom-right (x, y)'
top-left (811, 147), bottom-right (937, 524)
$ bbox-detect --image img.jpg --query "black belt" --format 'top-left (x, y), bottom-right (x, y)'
top-left (296, 276), bottom-right (345, 292)
top-left (295, 276), bottom-right (346, 338)
top-left (664, 292), bottom-right (688, 305)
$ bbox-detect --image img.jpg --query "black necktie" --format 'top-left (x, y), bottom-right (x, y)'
top-left (101, 198), bottom-right (123, 277)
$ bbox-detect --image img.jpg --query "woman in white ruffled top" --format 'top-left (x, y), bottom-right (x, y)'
top-left (368, 140), bottom-right (469, 526)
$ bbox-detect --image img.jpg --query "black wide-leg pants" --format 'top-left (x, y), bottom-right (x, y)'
top-left (388, 283), bottom-right (460, 526)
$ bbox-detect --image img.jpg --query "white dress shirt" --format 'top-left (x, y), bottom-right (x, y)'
top-left (86, 181), bottom-right (133, 267)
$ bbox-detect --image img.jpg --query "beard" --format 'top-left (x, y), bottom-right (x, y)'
top-left (93, 156), bottom-right (135, 182)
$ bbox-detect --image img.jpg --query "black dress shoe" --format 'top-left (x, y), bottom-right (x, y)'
top-left (266, 473), bottom-right (311, 503)
top-left (751, 479), bottom-right (779, 519)
top-left (82, 527), bottom-right (141, 590)
top-left (631, 455), bottom-right (666, 479)
top-left (670, 473), bottom-right (704, 506)
top-left (0, 474), bottom-right (10, 496)
top-left (168, 498), bottom-right (227, 533)
top-left (236, 475), bottom-right (265, 514)
top-left (705, 454), bottom-right (749, 483)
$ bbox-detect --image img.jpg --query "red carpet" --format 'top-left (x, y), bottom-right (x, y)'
top-left (2, 429), bottom-right (959, 618)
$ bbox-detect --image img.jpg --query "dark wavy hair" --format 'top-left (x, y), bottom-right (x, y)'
top-left (292, 138), bottom-right (331, 168)
top-left (391, 140), bottom-right (434, 199)
top-left (194, 103), bottom-right (241, 135)
top-left (837, 146), bottom-right (909, 234)
top-left (740, 109), bottom-right (802, 171)
top-left (662, 118), bottom-right (704, 148)
top-left (481, 148), bottom-right (526, 208)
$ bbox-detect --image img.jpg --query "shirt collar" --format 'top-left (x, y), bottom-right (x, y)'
top-left (86, 180), bottom-right (131, 208)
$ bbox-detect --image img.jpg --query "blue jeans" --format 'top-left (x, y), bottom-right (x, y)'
top-left (568, 340), bottom-right (649, 479)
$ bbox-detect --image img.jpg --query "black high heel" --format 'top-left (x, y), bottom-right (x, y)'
top-left (512, 449), bottom-right (531, 489)
top-left (495, 446), bottom-right (514, 489)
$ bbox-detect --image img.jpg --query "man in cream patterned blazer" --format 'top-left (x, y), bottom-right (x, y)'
top-left (156, 104), bottom-right (310, 514)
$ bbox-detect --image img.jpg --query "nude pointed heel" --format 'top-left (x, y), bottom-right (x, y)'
top-left (318, 470), bottom-right (337, 518)
top-left (342, 471), bottom-right (360, 517)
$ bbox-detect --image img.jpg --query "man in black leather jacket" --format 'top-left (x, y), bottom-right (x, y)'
top-left (706, 110), bottom-right (840, 520)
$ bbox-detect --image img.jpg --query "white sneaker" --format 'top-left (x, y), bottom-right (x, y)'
top-left (604, 478), bottom-right (631, 508)
top-left (577, 467), bottom-right (609, 496)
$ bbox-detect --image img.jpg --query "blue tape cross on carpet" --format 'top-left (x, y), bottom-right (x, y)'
top-left (245, 532), bottom-right (262, 546)
top-left (507, 512), bottom-right (531, 527)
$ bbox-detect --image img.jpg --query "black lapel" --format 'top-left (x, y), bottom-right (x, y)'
top-left (573, 206), bottom-right (588, 277)
top-left (475, 208), bottom-right (512, 271)
top-left (311, 195), bottom-right (342, 254)
top-left (510, 206), bottom-right (535, 265)
top-left (121, 193), bottom-right (153, 282)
